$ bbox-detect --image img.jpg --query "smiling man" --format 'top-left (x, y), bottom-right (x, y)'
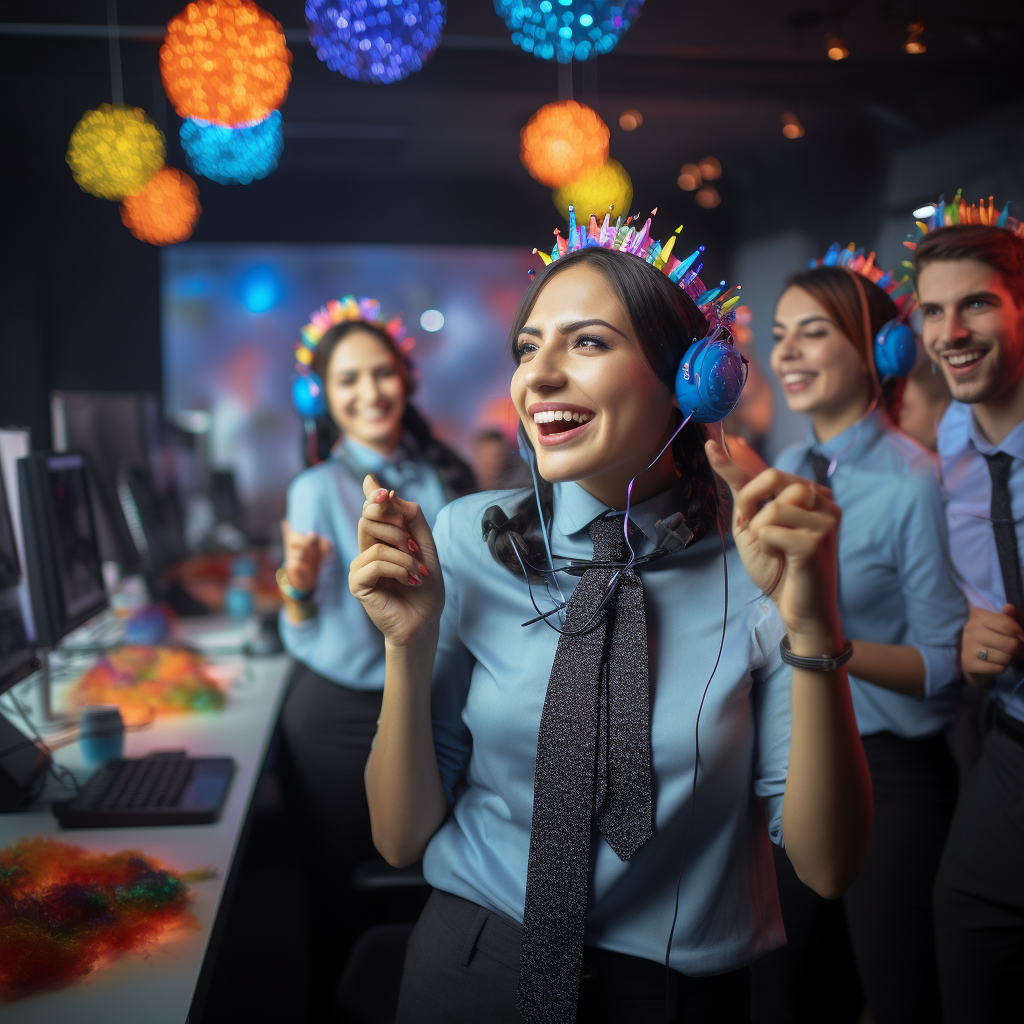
top-left (916, 221), bottom-right (1024, 1022)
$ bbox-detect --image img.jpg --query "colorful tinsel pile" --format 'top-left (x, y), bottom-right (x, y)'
top-left (71, 646), bottom-right (228, 725)
top-left (0, 837), bottom-right (197, 1000)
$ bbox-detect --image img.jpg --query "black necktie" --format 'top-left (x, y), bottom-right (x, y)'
top-left (808, 450), bottom-right (832, 488)
top-left (984, 451), bottom-right (1023, 612)
top-left (517, 515), bottom-right (653, 1024)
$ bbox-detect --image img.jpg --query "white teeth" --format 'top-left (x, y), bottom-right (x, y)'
top-left (533, 409), bottom-right (592, 425)
top-left (782, 372), bottom-right (815, 384)
top-left (946, 351), bottom-right (984, 366)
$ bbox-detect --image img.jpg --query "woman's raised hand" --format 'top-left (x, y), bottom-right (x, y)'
top-left (706, 438), bottom-right (844, 651)
top-left (349, 475), bottom-right (444, 647)
top-left (281, 520), bottom-right (333, 593)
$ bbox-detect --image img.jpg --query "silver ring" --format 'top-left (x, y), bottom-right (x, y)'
top-left (977, 648), bottom-right (988, 661)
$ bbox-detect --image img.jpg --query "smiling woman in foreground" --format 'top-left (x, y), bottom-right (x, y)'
top-left (350, 241), bottom-right (872, 1023)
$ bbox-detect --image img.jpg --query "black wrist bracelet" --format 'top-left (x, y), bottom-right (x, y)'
top-left (779, 635), bottom-right (854, 672)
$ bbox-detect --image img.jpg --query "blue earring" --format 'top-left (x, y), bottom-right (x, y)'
top-left (874, 319), bottom-right (916, 380)
top-left (675, 335), bottom-right (748, 423)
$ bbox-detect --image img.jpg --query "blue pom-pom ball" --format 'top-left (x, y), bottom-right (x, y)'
top-left (306, 0), bottom-right (446, 85)
top-left (494, 0), bottom-right (644, 63)
top-left (180, 112), bottom-right (283, 185)
top-left (292, 373), bottom-right (329, 419)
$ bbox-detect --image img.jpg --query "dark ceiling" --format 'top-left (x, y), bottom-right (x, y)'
top-left (2, 1), bottom-right (1023, 444)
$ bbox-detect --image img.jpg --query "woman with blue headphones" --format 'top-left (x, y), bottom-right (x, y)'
top-left (346, 212), bottom-right (873, 1024)
top-left (749, 256), bottom-right (968, 1024)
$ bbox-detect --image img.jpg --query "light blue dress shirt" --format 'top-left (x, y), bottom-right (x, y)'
top-left (279, 435), bottom-right (449, 690)
top-left (938, 400), bottom-right (1024, 724)
top-left (775, 410), bottom-right (966, 738)
top-left (423, 480), bottom-right (793, 976)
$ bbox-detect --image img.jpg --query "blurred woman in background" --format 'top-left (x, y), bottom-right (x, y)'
top-left (750, 263), bottom-right (967, 1024)
top-left (276, 301), bottom-right (475, 1013)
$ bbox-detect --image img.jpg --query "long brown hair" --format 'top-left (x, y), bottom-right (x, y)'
top-left (783, 265), bottom-right (903, 414)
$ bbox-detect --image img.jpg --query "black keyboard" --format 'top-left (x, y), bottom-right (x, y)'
top-left (54, 751), bottom-right (234, 828)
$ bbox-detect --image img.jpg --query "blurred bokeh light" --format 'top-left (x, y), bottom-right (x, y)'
top-left (305, 0), bottom-right (446, 84)
top-left (494, 0), bottom-right (645, 63)
top-left (120, 167), bottom-right (201, 245)
top-left (520, 100), bottom-right (610, 188)
top-left (181, 111), bottom-right (283, 184)
top-left (553, 158), bottom-right (632, 224)
top-left (160, 0), bottom-right (292, 126)
top-left (66, 105), bottom-right (166, 201)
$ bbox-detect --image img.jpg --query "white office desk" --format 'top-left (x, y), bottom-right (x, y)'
top-left (0, 622), bottom-right (292, 1024)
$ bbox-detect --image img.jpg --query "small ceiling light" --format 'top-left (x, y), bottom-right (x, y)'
top-left (697, 156), bottom-right (721, 181)
top-left (781, 111), bottom-right (805, 139)
top-left (904, 21), bottom-right (926, 54)
top-left (618, 109), bottom-right (643, 131)
top-left (695, 185), bottom-right (720, 209)
top-left (677, 163), bottom-right (701, 191)
top-left (825, 32), bottom-right (849, 60)
top-left (420, 309), bottom-right (444, 332)
top-left (913, 203), bottom-right (937, 219)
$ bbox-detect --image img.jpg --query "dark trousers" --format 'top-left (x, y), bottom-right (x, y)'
top-left (397, 888), bottom-right (751, 1024)
top-left (933, 711), bottom-right (1024, 1023)
top-left (277, 662), bottom-right (384, 1014)
top-left (752, 731), bottom-right (957, 1024)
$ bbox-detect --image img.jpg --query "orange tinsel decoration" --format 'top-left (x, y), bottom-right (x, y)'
top-left (160, 0), bottom-right (292, 126)
top-left (120, 167), bottom-right (201, 245)
top-left (519, 100), bottom-right (610, 189)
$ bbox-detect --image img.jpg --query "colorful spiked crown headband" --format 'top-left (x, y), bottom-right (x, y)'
top-left (532, 204), bottom-right (743, 341)
top-left (810, 242), bottom-right (918, 317)
top-left (904, 190), bottom-right (1024, 244)
top-left (291, 295), bottom-right (416, 419)
top-left (531, 204), bottom-right (748, 423)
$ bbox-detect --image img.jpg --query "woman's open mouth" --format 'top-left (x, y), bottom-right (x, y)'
top-left (530, 403), bottom-right (595, 447)
top-left (780, 370), bottom-right (818, 394)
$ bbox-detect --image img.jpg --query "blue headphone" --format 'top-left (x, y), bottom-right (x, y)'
top-left (873, 318), bottom-right (917, 380)
top-left (674, 332), bottom-right (748, 423)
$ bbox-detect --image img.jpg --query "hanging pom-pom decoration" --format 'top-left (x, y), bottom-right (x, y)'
top-left (553, 158), bottom-right (632, 226)
top-left (306, 0), bottom-right (446, 84)
top-left (120, 166), bottom-right (201, 245)
top-left (160, 0), bottom-right (292, 126)
top-left (495, 0), bottom-right (645, 63)
top-left (180, 111), bottom-right (283, 184)
top-left (66, 105), bottom-right (166, 200)
top-left (520, 100), bottom-right (610, 188)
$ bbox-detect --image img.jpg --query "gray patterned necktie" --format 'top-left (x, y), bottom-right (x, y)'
top-left (517, 514), bottom-right (654, 1024)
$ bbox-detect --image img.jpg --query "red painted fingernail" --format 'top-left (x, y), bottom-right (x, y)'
top-left (735, 513), bottom-right (744, 526)
top-left (418, 563), bottom-right (429, 576)
top-left (408, 574), bottom-right (421, 585)
top-left (407, 538), bottom-right (419, 553)
top-left (374, 488), bottom-right (388, 503)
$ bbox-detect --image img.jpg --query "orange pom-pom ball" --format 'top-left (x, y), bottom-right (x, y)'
top-left (160, 0), bottom-right (292, 126)
top-left (120, 167), bottom-right (202, 245)
top-left (520, 100), bottom-right (610, 189)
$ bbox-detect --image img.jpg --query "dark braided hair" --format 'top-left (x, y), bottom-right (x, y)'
top-left (311, 319), bottom-right (476, 498)
top-left (486, 246), bottom-right (721, 578)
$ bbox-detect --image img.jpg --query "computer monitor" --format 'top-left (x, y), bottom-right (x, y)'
top-left (18, 452), bottom-right (108, 649)
top-left (0, 428), bottom-right (35, 643)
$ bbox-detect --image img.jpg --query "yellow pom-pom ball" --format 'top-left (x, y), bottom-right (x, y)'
top-left (120, 167), bottom-right (201, 246)
top-left (553, 159), bottom-right (633, 226)
top-left (520, 100), bottom-right (609, 189)
top-left (160, 0), bottom-right (292, 126)
top-left (66, 105), bottom-right (166, 201)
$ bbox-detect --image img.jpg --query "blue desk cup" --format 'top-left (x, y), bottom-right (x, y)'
top-left (78, 705), bottom-right (125, 767)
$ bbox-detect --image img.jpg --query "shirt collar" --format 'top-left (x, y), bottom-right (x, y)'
top-left (794, 407), bottom-right (887, 464)
top-left (942, 400), bottom-right (1024, 460)
top-left (552, 478), bottom-right (691, 546)
top-left (337, 433), bottom-right (418, 471)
